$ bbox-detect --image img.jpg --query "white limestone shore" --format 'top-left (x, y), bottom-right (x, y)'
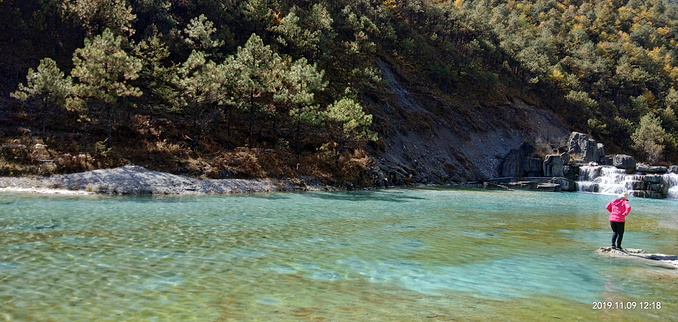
top-left (0, 165), bottom-right (329, 195)
top-left (595, 247), bottom-right (678, 270)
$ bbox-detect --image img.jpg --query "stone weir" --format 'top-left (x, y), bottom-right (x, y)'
top-left (486, 132), bottom-right (678, 199)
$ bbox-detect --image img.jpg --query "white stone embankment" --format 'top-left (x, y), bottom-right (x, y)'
top-left (0, 165), bottom-right (328, 195)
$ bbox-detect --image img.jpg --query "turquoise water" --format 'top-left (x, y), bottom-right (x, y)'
top-left (0, 188), bottom-right (676, 320)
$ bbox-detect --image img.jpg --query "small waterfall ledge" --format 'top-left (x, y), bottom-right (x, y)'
top-left (578, 165), bottom-right (678, 200)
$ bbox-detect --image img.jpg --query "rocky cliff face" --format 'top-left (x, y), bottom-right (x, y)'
top-left (370, 60), bottom-right (570, 185)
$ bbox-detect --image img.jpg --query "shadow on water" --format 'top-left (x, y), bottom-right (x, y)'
top-left (305, 189), bottom-right (426, 203)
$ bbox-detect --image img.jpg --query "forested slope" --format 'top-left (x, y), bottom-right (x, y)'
top-left (1, 0), bottom-right (677, 185)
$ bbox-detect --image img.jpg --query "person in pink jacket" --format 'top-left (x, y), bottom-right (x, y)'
top-left (606, 192), bottom-right (631, 250)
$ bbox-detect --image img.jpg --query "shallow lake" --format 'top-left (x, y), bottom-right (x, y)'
top-left (0, 188), bottom-right (676, 320)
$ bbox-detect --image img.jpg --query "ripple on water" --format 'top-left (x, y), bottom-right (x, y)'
top-left (256, 296), bottom-right (278, 306)
top-left (0, 261), bottom-right (20, 270)
top-left (270, 264), bottom-right (296, 274)
top-left (392, 255), bottom-right (610, 303)
top-left (308, 270), bottom-right (344, 281)
top-left (137, 274), bottom-right (185, 291)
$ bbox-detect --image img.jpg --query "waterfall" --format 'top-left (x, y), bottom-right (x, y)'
top-left (577, 166), bottom-right (678, 200)
top-left (667, 173), bottom-right (678, 199)
top-left (577, 166), bottom-right (630, 195)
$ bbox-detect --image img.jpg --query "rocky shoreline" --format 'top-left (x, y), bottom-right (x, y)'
top-left (0, 165), bottom-right (338, 195)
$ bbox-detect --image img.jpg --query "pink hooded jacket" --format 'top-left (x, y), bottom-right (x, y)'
top-left (606, 198), bottom-right (631, 222)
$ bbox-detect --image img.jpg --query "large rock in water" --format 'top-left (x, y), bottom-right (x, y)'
top-left (568, 132), bottom-right (603, 163)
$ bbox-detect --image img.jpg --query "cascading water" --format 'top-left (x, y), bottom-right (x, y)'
top-left (666, 172), bottom-right (678, 199)
top-left (578, 165), bottom-right (678, 199)
top-left (577, 166), bottom-right (631, 195)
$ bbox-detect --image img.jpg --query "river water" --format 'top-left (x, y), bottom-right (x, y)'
top-left (0, 188), bottom-right (676, 320)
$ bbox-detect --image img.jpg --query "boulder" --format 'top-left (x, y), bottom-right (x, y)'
top-left (499, 142), bottom-right (535, 178)
top-left (562, 165), bottom-right (576, 180)
top-left (637, 165), bottom-right (668, 174)
top-left (500, 149), bottom-right (524, 178)
top-left (568, 132), bottom-right (603, 163)
top-left (551, 177), bottom-right (576, 191)
top-left (525, 158), bottom-right (543, 177)
top-left (596, 143), bottom-right (605, 163)
top-left (602, 155), bottom-right (613, 166)
top-left (560, 152), bottom-right (570, 165)
top-left (613, 154), bottom-right (636, 173)
top-left (670, 165), bottom-right (678, 174)
top-left (543, 154), bottom-right (564, 177)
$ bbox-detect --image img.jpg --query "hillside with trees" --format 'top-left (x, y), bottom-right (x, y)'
top-left (1, 0), bottom-right (678, 186)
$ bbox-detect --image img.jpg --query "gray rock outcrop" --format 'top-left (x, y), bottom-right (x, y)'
top-left (543, 154), bottom-right (564, 177)
top-left (34, 165), bottom-right (306, 195)
top-left (524, 158), bottom-right (543, 177)
top-left (499, 143), bottom-right (543, 178)
top-left (568, 132), bottom-right (603, 163)
top-left (637, 165), bottom-right (668, 174)
top-left (613, 154), bottom-right (636, 173)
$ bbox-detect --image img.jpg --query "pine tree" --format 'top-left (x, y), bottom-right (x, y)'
top-left (61, 0), bottom-right (136, 37)
top-left (632, 112), bottom-right (666, 163)
top-left (183, 14), bottom-right (224, 55)
top-left (324, 95), bottom-right (377, 167)
top-left (11, 58), bottom-right (73, 140)
top-left (231, 33), bottom-right (283, 148)
top-left (71, 28), bottom-right (142, 147)
top-left (278, 57), bottom-right (327, 158)
top-left (173, 50), bottom-right (223, 149)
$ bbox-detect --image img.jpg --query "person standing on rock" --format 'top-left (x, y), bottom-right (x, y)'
top-left (606, 192), bottom-right (631, 250)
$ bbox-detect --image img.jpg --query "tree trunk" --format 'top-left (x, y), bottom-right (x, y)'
top-left (191, 117), bottom-right (198, 150)
top-left (249, 91), bottom-right (254, 148)
top-left (226, 105), bottom-right (233, 148)
top-left (295, 119), bottom-right (301, 159)
top-left (105, 104), bottom-right (112, 149)
top-left (335, 141), bottom-right (344, 169)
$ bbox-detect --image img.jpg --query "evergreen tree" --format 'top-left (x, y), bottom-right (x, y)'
top-left (182, 14), bottom-right (224, 55)
top-left (11, 58), bottom-right (73, 139)
top-left (133, 30), bottom-right (177, 116)
top-left (632, 112), bottom-right (666, 163)
top-left (173, 50), bottom-right (223, 149)
top-left (231, 33), bottom-right (284, 148)
top-left (277, 57), bottom-right (327, 158)
top-left (324, 95), bottom-right (377, 167)
top-left (61, 0), bottom-right (136, 37)
top-left (71, 28), bottom-right (142, 147)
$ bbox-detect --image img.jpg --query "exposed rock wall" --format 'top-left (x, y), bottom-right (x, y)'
top-left (372, 60), bottom-right (570, 184)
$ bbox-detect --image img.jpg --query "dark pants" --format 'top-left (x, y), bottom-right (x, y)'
top-left (610, 221), bottom-right (625, 247)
